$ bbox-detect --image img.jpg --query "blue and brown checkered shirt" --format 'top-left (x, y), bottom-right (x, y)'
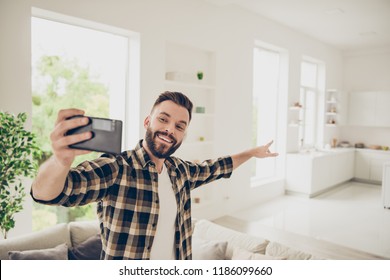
top-left (32, 140), bottom-right (233, 259)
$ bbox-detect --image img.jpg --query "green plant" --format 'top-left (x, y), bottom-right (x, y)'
top-left (0, 112), bottom-right (41, 239)
top-left (197, 71), bottom-right (204, 80)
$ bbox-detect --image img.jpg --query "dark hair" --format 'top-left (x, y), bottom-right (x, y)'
top-left (152, 91), bottom-right (193, 121)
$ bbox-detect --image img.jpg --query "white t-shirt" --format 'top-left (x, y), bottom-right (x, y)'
top-left (149, 164), bottom-right (177, 260)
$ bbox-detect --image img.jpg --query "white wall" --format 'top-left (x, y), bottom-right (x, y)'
top-left (0, 0), bottom-right (344, 236)
top-left (340, 48), bottom-right (390, 147)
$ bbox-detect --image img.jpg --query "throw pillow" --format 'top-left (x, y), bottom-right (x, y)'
top-left (193, 220), bottom-right (269, 259)
top-left (192, 237), bottom-right (228, 260)
top-left (231, 247), bottom-right (285, 260)
top-left (265, 241), bottom-right (313, 260)
top-left (68, 234), bottom-right (102, 260)
top-left (8, 243), bottom-right (68, 260)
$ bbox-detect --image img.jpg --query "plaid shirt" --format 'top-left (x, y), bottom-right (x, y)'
top-left (32, 140), bottom-right (233, 259)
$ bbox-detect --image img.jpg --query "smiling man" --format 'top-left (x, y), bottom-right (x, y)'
top-left (31, 91), bottom-right (278, 260)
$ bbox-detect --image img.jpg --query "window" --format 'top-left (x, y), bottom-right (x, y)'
top-left (251, 45), bottom-right (287, 185)
top-left (299, 59), bottom-right (325, 149)
top-left (31, 8), bottom-right (140, 231)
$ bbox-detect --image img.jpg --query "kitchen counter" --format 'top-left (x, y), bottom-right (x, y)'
top-left (288, 148), bottom-right (355, 157)
top-left (289, 147), bottom-right (389, 157)
top-left (355, 148), bottom-right (390, 155)
top-left (354, 149), bottom-right (390, 182)
top-left (286, 149), bottom-right (354, 197)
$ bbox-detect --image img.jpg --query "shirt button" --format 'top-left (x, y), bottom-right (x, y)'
top-left (152, 223), bottom-right (156, 227)
top-left (155, 199), bottom-right (159, 204)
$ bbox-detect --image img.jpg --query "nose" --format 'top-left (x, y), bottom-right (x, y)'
top-left (164, 124), bottom-right (175, 135)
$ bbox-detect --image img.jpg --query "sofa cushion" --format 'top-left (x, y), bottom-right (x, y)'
top-left (193, 219), bottom-right (269, 259)
top-left (68, 233), bottom-right (102, 260)
top-left (8, 243), bottom-right (68, 260)
top-left (0, 223), bottom-right (71, 260)
top-left (231, 247), bottom-right (285, 260)
top-left (265, 241), bottom-right (313, 260)
top-left (68, 220), bottom-right (100, 247)
top-left (192, 237), bottom-right (227, 260)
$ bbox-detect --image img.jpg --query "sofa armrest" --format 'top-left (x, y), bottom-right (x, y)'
top-left (0, 223), bottom-right (71, 260)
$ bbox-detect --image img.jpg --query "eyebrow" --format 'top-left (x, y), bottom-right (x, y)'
top-left (159, 112), bottom-right (188, 126)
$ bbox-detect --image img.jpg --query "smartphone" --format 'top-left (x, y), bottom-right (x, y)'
top-left (65, 115), bottom-right (122, 154)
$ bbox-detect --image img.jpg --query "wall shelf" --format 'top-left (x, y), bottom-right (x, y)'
top-left (164, 79), bottom-right (215, 90)
top-left (164, 41), bottom-right (217, 213)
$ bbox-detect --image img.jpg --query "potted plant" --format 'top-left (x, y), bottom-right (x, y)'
top-left (0, 111), bottom-right (41, 239)
top-left (197, 71), bottom-right (204, 80)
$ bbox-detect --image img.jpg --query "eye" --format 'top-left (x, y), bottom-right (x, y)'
top-left (158, 117), bottom-right (167, 123)
top-left (176, 125), bottom-right (185, 131)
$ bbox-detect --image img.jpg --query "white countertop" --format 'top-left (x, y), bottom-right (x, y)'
top-left (288, 148), bottom-right (355, 157)
top-left (355, 148), bottom-right (390, 155)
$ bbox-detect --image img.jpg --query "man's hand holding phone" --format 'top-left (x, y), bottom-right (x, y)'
top-left (50, 109), bottom-right (93, 167)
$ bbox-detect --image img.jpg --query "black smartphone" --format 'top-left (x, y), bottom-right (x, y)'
top-left (65, 115), bottom-right (122, 154)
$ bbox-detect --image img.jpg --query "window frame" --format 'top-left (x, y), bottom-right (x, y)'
top-left (251, 42), bottom-right (288, 187)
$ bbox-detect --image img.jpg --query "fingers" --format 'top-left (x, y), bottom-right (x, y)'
top-left (265, 140), bottom-right (274, 148)
top-left (51, 115), bottom-right (89, 141)
top-left (263, 140), bottom-right (278, 157)
top-left (52, 131), bottom-right (92, 150)
top-left (56, 108), bottom-right (85, 124)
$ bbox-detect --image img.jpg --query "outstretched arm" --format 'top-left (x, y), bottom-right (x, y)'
top-left (31, 109), bottom-right (92, 201)
top-left (231, 140), bottom-right (279, 171)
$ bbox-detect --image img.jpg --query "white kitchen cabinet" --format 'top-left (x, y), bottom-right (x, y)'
top-left (375, 92), bottom-right (390, 127)
top-left (354, 151), bottom-right (370, 180)
top-left (355, 149), bottom-right (390, 182)
top-left (286, 149), bottom-right (355, 197)
top-left (348, 91), bottom-right (376, 126)
top-left (348, 91), bottom-right (390, 127)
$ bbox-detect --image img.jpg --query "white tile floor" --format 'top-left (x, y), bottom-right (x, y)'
top-left (219, 181), bottom-right (390, 259)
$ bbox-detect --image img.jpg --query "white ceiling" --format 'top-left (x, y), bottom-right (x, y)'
top-left (205, 0), bottom-right (390, 51)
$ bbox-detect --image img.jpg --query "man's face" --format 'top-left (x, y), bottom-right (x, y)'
top-left (144, 100), bottom-right (189, 159)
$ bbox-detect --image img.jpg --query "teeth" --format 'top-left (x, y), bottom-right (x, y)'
top-left (158, 135), bottom-right (173, 143)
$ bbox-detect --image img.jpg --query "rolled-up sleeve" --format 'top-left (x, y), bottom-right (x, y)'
top-left (31, 154), bottom-right (121, 207)
top-left (186, 156), bottom-right (233, 190)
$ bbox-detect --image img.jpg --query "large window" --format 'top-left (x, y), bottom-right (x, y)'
top-left (31, 9), bottom-right (139, 231)
top-left (252, 45), bottom-right (287, 185)
top-left (299, 59), bottom-right (325, 149)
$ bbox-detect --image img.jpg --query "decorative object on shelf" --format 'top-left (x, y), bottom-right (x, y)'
top-left (165, 71), bottom-right (183, 81)
top-left (197, 71), bottom-right (204, 80)
top-left (338, 141), bottom-right (351, 148)
top-left (292, 101), bottom-right (302, 108)
top-left (331, 138), bottom-right (337, 148)
top-left (325, 89), bottom-right (339, 126)
top-left (354, 143), bottom-right (365, 149)
top-left (195, 106), bottom-right (206, 113)
top-left (0, 111), bottom-right (42, 239)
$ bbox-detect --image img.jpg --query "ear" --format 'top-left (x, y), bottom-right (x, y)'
top-left (144, 115), bottom-right (150, 129)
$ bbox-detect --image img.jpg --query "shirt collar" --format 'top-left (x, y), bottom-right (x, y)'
top-left (134, 140), bottom-right (153, 168)
top-left (135, 140), bottom-right (179, 174)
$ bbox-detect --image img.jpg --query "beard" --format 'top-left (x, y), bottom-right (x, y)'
top-left (145, 127), bottom-right (182, 159)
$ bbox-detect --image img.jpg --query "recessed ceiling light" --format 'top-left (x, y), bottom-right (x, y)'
top-left (325, 8), bottom-right (345, 15)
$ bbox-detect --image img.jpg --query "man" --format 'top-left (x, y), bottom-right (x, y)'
top-left (31, 91), bottom-right (278, 260)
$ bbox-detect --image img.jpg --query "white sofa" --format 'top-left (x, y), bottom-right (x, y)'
top-left (192, 219), bottom-right (319, 260)
top-left (0, 219), bottom-right (383, 260)
top-left (0, 220), bottom-right (100, 260)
